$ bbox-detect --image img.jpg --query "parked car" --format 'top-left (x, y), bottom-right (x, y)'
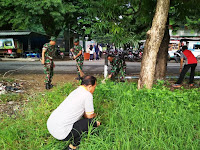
top-left (187, 41), bottom-right (200, 61)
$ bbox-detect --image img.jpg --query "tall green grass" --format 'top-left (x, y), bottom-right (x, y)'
top-left (0, 80), bottom-right (199, 150)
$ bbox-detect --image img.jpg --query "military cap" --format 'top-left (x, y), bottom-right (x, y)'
top-left (74, 38), bottom-right (79, 43)
top-left (50, 36), bottom-right (56, 41)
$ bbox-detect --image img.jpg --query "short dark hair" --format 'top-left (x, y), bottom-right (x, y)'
top-left (81, 76), bottom-right (97, 86)
top-left (182, 45), bottom-right (188, 51)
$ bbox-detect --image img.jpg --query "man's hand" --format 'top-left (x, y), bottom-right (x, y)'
top-left (96, 121), bottom-right (101, 127)
top-left (108, 74), bottom-right (112, 78)
top-left (40, 59), bottom-right (45, 65)
top-left (179, 68), bottom-right (182, 73)
top-left (70, 48), bottom-right (74, 52)
top-left (73, 56), bottom-right (76, 60)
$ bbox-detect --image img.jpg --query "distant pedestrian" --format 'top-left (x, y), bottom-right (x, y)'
top-left (89, 45), bottom-right (94, 61)
top-left (70, 39), bottom-right (84, 80)
top-left (94, 44), bottom-right (99, 60)
top-left (99, 44), bottom-right (103, 59)
top-left (41, 36), bottom-right (56, 90)
top-left (172, 45), bottom-right (197, 87)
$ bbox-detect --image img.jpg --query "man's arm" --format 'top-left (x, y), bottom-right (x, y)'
top-left (74, 50), bottom-right (82, 60)
top-left (70, 48), bottom-right (74, 52)
top-left (84, 112), bottom-right (96, 119)
top-left (41, 49), bottom-right (46, 64)
top-left (180, 58), bottom-right (183, 72)
top-left (84, 112), bottom-right (101, 127)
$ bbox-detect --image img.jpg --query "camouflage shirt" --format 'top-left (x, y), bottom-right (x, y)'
top-left (43, 43), bottom-right (55, 59)
top-left (73, 45), bottom-right (84, 61)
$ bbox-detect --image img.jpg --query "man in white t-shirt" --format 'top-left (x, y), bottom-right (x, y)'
top-left (47, 76), bottom-right (101, 150)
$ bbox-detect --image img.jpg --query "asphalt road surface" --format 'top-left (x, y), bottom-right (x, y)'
top-left (0, 59), bottom-right (200, 76)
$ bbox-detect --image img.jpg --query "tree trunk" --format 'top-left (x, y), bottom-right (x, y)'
top-left (64, 28), bottom-right (70, 52)
top-left (155, 19), bottom-right (170, 80)
top-left (138, 0), bottom-right (170, 89)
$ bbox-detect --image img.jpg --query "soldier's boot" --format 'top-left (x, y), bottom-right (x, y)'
top-left (48, 81), bottom-right (53, 89)
top-left (120, 77), bottom-right (125, 82)
top-left (45, 83), bottom-right (50, 90)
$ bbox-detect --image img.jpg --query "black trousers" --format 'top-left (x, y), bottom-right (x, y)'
top-left (63, 118), bottom-right (97, 146)
top-left (176, 63), bottom-right (197, 84)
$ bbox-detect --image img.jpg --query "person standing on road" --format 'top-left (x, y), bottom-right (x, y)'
top-left (107, 50), bottom-right (126, 82)
top-left (89, 45), bottom-right (94, 61)
top-left (47, 76), bottom-right (101, 150)
top-left (41, 36), bottom-right (56, 90)
top-left (70, 39), bottom-right (84, 80)
top-left (94, 44), bottom-right (99, 60)
top-left (173, 45), bottom-right (197, 87)
top-left (99, 44), bottom-right (103, 59)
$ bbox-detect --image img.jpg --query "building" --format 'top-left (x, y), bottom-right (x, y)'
top-left (0, 30), bottom-right (49, 57)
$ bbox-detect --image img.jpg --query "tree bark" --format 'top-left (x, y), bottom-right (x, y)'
top-left (155, 19), bottom-right (170, 80)
top-left (138, 0), bottom-right (170, 89)
top-left (64, 28), bottom-right (70, 52)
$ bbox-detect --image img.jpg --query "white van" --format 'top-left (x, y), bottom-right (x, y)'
top-left (187, 41), bottom-right (200, 60)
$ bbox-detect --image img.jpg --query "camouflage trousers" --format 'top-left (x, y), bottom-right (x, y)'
top-left (76, 59), bottom-right (83, 77)
top-left (43, 59), bottom-right (54, 83)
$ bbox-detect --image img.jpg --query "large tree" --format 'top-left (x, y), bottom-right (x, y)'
top-left (138, 0), bottom-right (170, 89)
top-left (0, 0), bottom-right (84, 37)
top-left (81, 0), bottom-right (152, 45)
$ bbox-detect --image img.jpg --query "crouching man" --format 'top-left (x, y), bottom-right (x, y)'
top-left (47, 76), bottom-right (101, 150)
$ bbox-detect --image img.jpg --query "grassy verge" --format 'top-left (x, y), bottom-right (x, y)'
top-left (0, 80), bottom-right (200, 150)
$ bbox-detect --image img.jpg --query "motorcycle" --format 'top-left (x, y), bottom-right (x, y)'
top-left (56, 46), bottom-right (64, 59)
top-left (133, 49), bottom-right (143, 61)
top-left (174, 50), bottom-right (181, 63)
top-left (126, 49), bottom-right (143, 62)
top-left (127, 49), bottom-right (134, 61)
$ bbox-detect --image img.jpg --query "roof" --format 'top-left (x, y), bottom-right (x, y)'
top-left (0, 31), bottom-right (31, 36)
top-left (0, 30), bottom-right (48, 37)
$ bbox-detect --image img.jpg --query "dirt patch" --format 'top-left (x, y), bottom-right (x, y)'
top-left (2, 74), bottom-right (77, 92)
top-left (0, 73), bottom-right (78, 117)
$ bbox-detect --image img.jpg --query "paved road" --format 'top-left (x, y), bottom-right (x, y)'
top-left (0, 59), bottom-right (200, 76)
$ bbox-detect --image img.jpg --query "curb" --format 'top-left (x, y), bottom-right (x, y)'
top-left (1, 58), bottom-right (40, 62)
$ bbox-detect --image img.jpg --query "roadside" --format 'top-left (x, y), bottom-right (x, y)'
top-left (0, 57), bottom-right (40, 62)
top-left (0, 56), bottom-right (72, 62)
top-left (0, 73), bottom-right (78, 117)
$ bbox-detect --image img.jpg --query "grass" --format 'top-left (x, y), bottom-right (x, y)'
top-left (0, 80), bottom-right (200, 150)
top-left (186, 71), bottom-right (200, 76)
top-left (0, 93), bottom-right (25, 102)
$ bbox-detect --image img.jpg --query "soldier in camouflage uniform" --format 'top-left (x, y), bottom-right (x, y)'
top-left (41, 37), bottom-right (56, 89)
top-left (70, 39), bottom-right (84, 80)
top-left (108, 50), bottom-right (126, 82)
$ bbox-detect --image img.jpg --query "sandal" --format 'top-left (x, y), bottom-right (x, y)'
top-left (172, 84), bottom-right (182, 88)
